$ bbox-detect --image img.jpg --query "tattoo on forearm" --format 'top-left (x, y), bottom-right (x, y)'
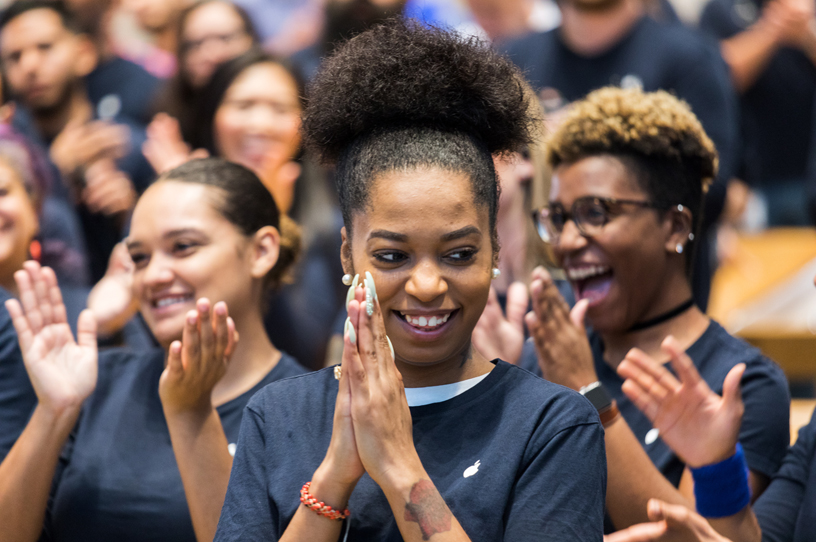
top-left (403, 479), bottom-right (452, 540)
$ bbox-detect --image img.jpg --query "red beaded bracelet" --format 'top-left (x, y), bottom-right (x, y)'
top-left (300, 482), bottom-right (351, 521)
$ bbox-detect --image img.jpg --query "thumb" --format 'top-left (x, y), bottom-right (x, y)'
top-left (570, 298), bottom-right (589, 330)
top-left (722, 363), bottom-right (746, 413)
top-left (506, 281), bottom-right (530, 331)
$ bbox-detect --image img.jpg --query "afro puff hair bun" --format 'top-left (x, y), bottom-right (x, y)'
top-left (302, 19), bottom-right (538, 164)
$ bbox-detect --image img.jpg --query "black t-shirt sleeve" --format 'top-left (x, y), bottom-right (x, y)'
top-left (754, 410), bottom-right (816, 542)
top-left (505, 421), bottom-right (606, 540)
top-left (215, 403), bottom-right (277, 541)
top-left (0, 291), bottom-right (35, 461)
top-left (735, 358), bottom-right (790, 478)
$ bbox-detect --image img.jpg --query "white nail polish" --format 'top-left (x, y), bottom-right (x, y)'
top-left (365, 271), bottom-right (378, 300)
top-left (345, 274), bottom-right (359, 310)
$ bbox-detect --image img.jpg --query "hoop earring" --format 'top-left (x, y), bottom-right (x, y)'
top-left (675, 244), bottom-right (684, 254)
top-left (491, 268), bottom-right (501, 280)
top-left (342, 274), bottom-right (353, 286)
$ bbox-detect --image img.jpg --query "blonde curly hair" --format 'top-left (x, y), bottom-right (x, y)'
top-left (545, 87), bottom-right (718, 195)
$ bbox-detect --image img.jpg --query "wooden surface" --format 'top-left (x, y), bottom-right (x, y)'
top-left (791, 399), bottom-right (816, 444)
top-left (708, 228), bottom-right (816, 389)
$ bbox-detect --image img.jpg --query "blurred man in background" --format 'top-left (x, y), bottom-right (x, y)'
top-left (700, 0), bottom-right (816, 227)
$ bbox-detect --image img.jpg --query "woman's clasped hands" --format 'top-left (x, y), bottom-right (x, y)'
top-left (316, 272), bottom-right (420, 505)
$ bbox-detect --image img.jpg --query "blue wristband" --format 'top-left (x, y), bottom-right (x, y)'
top-left (690, 443), bottom-right (751, 518)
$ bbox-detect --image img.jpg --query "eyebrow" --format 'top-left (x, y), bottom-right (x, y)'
top-left (369, 230), bottom-right (408, 242)
top-left (368, 226), bottom-right (481, 243)
top-left (441, 226), bottom-right (481, 242)
top-left (125, 228), bottom-right (206, 250)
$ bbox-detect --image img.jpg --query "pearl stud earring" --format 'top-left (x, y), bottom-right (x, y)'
top-left (342, 274), bottom-right (353, 286)
top-left (491, 268), bottom-right (501, 280)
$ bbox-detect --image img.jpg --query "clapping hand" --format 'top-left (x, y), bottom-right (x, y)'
top-left (142, 113), bottom-right (209, 175)
top-left (617, 337), bottom-right (745, 468)
top-left (524, 266), bottom-right (596, 390)
top-left (472, 282), bottom-right (528, 364)
top-left (158, 298), bottom-right (237, 416)
top-left (5, 261), bottom-right (97, 414)
top-left (605, 500), bottom-right (733, 542)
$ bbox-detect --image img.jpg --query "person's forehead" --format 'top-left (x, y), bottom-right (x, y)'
top-left (2, 9), bottom-right (69, 44)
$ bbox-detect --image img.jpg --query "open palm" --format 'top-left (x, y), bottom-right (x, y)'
top-left (7, 263), bottom-right (97, 413)
top-left (618, 336), bottom-right (744, 468)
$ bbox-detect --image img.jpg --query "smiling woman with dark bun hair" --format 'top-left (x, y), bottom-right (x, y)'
top-left (215, 20), bottom-right (605, 542)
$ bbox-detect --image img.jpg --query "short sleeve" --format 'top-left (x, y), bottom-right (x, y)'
top-left (754, 411), bottom-right (816, 542)
top-left (737, 360), bottom-right (790, 478)
top-left (215, 404), bottom-right (278, 542)
top-left (504, 421), bottom-right (606, 541)
top-left (0, 296), bottom-right (35, 461)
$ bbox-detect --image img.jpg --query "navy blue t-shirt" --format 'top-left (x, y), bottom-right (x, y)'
top-left (41, 348), bottom-right (306, 541)
top-left (755, 407), bottom-right (816, 542)
top-left (0, 286), bottom-right (35, 462)
top-left (85, 56), bottom-right (162, 126)
top-left (520, 320), bottom-right (790, 485)
top-left (215, 361), bottom-right (607, 541)
top-left (699, 0), bottom-right (816, 188)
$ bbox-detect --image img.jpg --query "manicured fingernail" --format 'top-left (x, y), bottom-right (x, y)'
top-left (187, 312), bottom-right (197, 325)
top-left (365, 287), bottom-right (373, 317)
top-left (365, 271), bottom-right (377, 300)
top-left (345, 274), bottom-right (359, 310)
top-left (387, 335), bottom-right (394, 360)
top-left (345, 317), bottom-right (356, 345)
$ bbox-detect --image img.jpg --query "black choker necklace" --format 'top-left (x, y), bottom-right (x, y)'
top-left (628, 298), bottom-right (695, 332)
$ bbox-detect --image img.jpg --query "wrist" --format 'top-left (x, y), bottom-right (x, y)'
top-left (691, 443), bottom-right (751, 518)
top-left (311, 461), bottom-right (359, 510)
top-left (376, 455), bottom-right (427, 499)
top-left (32, 402), bottom-right (82, 436)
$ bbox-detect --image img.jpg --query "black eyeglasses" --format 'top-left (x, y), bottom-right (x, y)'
top-left (532, 196), bottom-right (663, 243)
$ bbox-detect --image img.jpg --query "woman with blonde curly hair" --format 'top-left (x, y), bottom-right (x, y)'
top-left (520, 87), bottom-right (791, 532)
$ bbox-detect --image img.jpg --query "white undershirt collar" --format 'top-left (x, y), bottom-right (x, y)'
top-left (404, 373), bottom-right (490, 407)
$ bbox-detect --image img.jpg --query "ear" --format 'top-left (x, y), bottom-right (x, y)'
top-left (340, 226), bottom-right (353, 276)
top-left (73, 35), bottom-right (98, 78)
top-left (249, 225), bottom-right (280, 280)
top-left (663, 204), bottom-right (694, 254)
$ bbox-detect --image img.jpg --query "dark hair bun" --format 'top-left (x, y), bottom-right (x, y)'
top-left (303, 19), bottom-right (536, 164)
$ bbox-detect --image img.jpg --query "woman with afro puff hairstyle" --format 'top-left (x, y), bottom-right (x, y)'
top-left (214, 20), bottom-right (606, 542)
top-left (520, 87), bottom-right (790, 533)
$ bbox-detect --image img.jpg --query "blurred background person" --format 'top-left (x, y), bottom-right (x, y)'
top-left (1, 0), bottom-right (154, 285)
top-left (64, 0), bottom-right (161, 124)
top-left (289, 0), bottom-right (407, 81)
top-left (119, 0), bottom-right (192, 77)
top-left (700, 0), bottom-right (816, 228)
top-left (150, 0), bottom-right (258, 147)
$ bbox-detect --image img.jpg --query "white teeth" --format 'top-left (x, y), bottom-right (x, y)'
top-left (155, 296), bottom-right (190, 308)
top-left (400, 312), bottom-right (452, 329)
top-left (567, 265), bottom-right (610, 281)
